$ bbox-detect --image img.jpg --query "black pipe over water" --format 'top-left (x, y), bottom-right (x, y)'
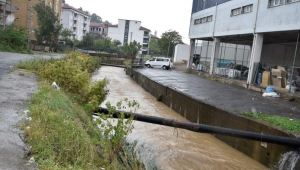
top-left (95, 107), bottom-right (300, 148)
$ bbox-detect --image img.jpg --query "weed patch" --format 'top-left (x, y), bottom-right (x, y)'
top-left (243, 112), bottom-right (300, 132)
top-left (20, 52), bottom-right (145, 169)
top-left (24, 84), bottom-right (103, 169)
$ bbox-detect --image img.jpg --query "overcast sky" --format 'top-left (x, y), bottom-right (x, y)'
top-left (67, 0), bottom-right (193, 44)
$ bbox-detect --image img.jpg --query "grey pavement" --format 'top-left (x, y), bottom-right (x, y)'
top-left (0, 51), bottom-right (64, 170)
top-left (0, 51), bottom-right (64, 80)
top-left (136, 68), bottom-right (300, 120)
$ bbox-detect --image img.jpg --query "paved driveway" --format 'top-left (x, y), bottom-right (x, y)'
top-left (136, 68), bottom-right (300, 119)
top-left (0, 52), bottom-right (64, 169)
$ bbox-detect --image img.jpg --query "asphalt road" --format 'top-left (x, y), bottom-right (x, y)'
top-left (136, 68), bottom-right (300, 120)
top-left (0, 52), bottom-right (64, 170)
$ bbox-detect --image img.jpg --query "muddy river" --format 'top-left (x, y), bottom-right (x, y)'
top-left (92, 66), bottom-right (267, 170)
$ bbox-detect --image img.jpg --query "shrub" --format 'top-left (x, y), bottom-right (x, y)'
top-left (0, 24), bottom-right (28, 53)
top-left (24, 84), bottom-right (103, 169)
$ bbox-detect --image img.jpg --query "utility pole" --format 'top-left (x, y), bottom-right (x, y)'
top-left (27, 7), bottom-right (33, 51)
top-left (1, 0), bottom-right (7, 29)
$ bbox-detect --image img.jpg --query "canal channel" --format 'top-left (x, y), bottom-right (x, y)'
top-left (92, 66), bottom-right (267, 169)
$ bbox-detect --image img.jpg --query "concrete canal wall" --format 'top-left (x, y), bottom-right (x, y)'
top-left (126, 68), bottom-right (296, 168)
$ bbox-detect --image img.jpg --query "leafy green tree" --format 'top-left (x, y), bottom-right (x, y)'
top-left (81, 34), bottom-right (94, 48)
top-left (60, 28), bottom-right (73, 45)
top-left (121, 40), bottom-right (142, 56)
top-left (149, 39), bottom-right (161, 55)
top-left (34, 2), bottom-right (62, 46)
top-left (60, 28), bottom-right (72, 41)
top-left (158, 30), bottom-right (183, 57)
top-left (103, 20), bottom-right (112, 25)
top-left (112, 40), bottom-right (121, 47)
top-left (0, 24), bottom-right (28, 52)
top-left (94, 38), bottom-right (122, 54)
top-left (91, 13), bottom-right (102, 23)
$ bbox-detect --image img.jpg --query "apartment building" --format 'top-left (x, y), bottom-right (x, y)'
top-left (61, 4), bottom-right (90, 40)
top-left (189, 0), bottom-right (300, 84)
top-left (107, 19), bottom-right (151, 55)
top-left (0, 0), bottom-right (17, 27)
top-left (89, 22), bottom-right (108, 38)
top-left (11, 0), bottom-right (62, 40)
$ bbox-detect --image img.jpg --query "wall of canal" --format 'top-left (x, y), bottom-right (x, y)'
top-left (126, 67), bottom-right (297, 168)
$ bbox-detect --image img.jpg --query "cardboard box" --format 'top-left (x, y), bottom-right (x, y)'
top-left (277, 66), bottom-right (285, 71)
top-left (281, 70), bottom-right (287, 88)
top-left (261, 71), bottom-right (271, 86)
top-left (272, 77), bottom-right (282, 87)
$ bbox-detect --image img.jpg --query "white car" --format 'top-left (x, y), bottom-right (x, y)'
top-left (144, 57), bottom-right (173, 70)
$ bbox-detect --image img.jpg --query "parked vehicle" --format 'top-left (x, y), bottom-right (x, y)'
top-left (144, 57), bottom-right (173, 70)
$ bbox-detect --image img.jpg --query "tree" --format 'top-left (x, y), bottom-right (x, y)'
top-left (60, 29), bottom-right (72, 40)
top-left (158, 30), bottom-right (183, 57)
top-left (112, 40), bottom-right (121, 47)
top-left (0, 24), bottom-right (28, 52)
top-left (149, 39), bottom-right (161, 55)
top-left (60, 28), bottom-right (73, 45)
top-left (78, 7), bottom-right (83, 11)
top-left (103, 20), bottom-right (112, 25)
top-left (81, 34), bottom-right (94, 48)
top-left (91, 13), bottom-right (102, 23)
top-left (121, 41), bottom-right (142, 56)
top-left (34, 2), bottom-right (62, 46)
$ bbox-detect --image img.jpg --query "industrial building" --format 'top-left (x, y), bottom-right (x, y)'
top-left (188, 0), bottom-right (300, 91)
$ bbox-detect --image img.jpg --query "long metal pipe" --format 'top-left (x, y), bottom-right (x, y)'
top-left (95, 107), bottom-right (300, 148)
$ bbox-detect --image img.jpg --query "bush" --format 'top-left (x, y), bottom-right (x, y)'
top-left (24, 84), bottom-right (103, 169)
top-left (19, 52), bottom-right (146, 169)
top-left (0, 24), bottom-right (29, 53)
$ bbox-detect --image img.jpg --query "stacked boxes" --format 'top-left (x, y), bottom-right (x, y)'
top-left (261, 66), bottom-right (286, 88)
top-left (261, 71), bottom-right (271, 86)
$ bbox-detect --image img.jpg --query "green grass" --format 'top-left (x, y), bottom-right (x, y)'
top-left (183, 69), bottom-right (191, 74)
top-left (243, 112), bottom-right (300, 132)
top-left (24, 84), bottom-right (103, 169)
top-left (19, 52), bottom-right (146, 169)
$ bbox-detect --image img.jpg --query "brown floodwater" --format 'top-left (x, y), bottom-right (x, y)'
top-left (92, 66), bottom-right (267, 170)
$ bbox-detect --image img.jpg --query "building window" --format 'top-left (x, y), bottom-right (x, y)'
top-left (287, 0), bottom-right (300, 3)
top-left (242, 5), bottom-right (253, 13)
top-left (231, 8), bottom-right (241, 16)
top-left (207, 15), bottom-right (213, 22)
top-left (194, 15), bottom-right (213, 25)
top-left (269, 0), bottom-right (282, 7)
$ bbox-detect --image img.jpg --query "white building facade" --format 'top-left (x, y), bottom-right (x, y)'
top-left (107, 19), bottom-right (151, 55)
top-left (189, 0), bottom-right (300, 84)
top-left (61, 4), bottom-right (90, 41)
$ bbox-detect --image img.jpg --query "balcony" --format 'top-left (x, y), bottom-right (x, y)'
top-left (143, 34), bottom-right (149, 38)
top-left (73, 15), bottom-right (78, 21)
top-left (143, 40), bottom-right (149, 44)
top-left (142, 47), bottom-right (148, 51)
top-left (0, 3), bottom-right (17, 13)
